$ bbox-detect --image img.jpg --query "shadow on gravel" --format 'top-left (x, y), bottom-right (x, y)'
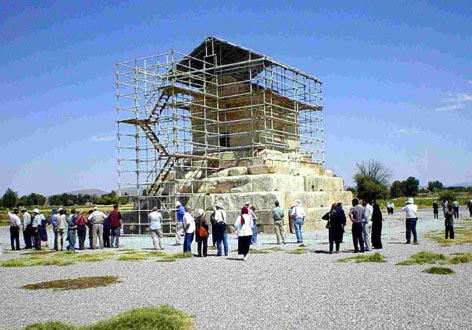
top-left (312, 250), bottom-right (331, 254)
top-left (226, 257), bottom-right (245, 261)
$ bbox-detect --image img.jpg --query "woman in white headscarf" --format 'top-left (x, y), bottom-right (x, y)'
top-left (234, 206), bottom-right (253, 261)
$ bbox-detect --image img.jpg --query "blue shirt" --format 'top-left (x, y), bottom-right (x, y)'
top-left (50, 213), bottom-right (57, 227)
top-left (177, 206), bottom-right (185, 222)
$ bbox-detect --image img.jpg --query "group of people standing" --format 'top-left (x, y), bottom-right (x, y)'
top-left (7, 205), bottom-right (122, 252)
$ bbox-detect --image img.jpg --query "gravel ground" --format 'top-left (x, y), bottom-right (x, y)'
top-left (0, 208), bottom-right (471, 330)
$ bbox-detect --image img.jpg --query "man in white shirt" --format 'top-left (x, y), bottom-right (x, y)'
top-left (290, 199), bottom-right (306, 243)
top-left (148, 207), bottom-right (163, 250)
top-left (452, 199), bottom-right (459, 219)
top-left (21, 208), bottom-right (32, 249)
top-left (8, 209), bottom-right (22, 250)
top-left (213, 203), bottom-right (228, 256)
top-left (362, 200), bottom-right (373, 251)
top-left (182, 207), bottom-right (195, 253)
top-left (401, 198), bottom-right (418, 244)
top-left (88, 207), bottom-right (107, 249)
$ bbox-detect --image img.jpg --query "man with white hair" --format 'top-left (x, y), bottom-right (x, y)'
top-left (175, 201), bottom-right (185, 245)
top-left (290, 200), bottom-right (306, 243)
top-left (401, 198), bottom-right (418, 244)
top-left (148, 207), bottom-right (163, 250)
top-left (88, 206), bottom-right (107, 249)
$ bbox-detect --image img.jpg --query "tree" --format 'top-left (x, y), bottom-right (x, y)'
top-left (390, 180), bottom-right (403, 198)
top-left (439, 190), bottom-right (455, 202)
top-left (2, 188), bottom-right (18, 208)
top-left (354, 174), bottom-right (389, 202)
top-left (427, 180), bottom-right (443, 192)
top-left (401, 176), bottom-right (419, 197)
top-left (356, 160), bottom-right (392, 186)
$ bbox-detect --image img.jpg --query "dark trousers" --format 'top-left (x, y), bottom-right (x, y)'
top-left (453, 207), bottom-right (459, 219)
top-left (433, 211), bottom-right (438, 219)
top-left (329, 241), bottom-right (340, 253)
top-left (445, 225), bottom-right (454, 239)
top-left (77, 226), bottom-right (86, 250)
top-left (23, 225), bottom-right (32, 249)
top-left (88, 226), bottom-right (93, 248)
top-left (32, 228), bottom-right (41, 250)
top-left (103, 228), bottom-right (110, 248)
top-left (406, 218), bottom-right (418, 243)
top-left (183, 233), bottom-right (194, 253)
top-left (10, 226), bottom-right (20, 250)
top-left (197, 237), bottom-right (208, 257)
top-left (351, 223), bottom-right (364, 252)
top-left (53, 227), bottom-right (58, 250)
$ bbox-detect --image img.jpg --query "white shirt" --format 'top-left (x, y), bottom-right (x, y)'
top-left (23, 212), bottom-right (31, 227)
top-left (391, 203), bottom-right (395, 208)
top-left (8, 212), bottom-right (21, 227)
top-left (401, 204), bottom-right (418, 219)
top-left (56, 214), bottom-right (67, 230)
top-left (148, 211), bottom-right (162, 230)
top-left (88, 210), bottom-right (107, 224)
top-left (214, 209), bottom-right (227, 223)
top-left (234, 214), bottom-right (253, 237)
top-left (183, 212), bottom-right (195, 233)
top-left (453, 201), bottom-right (459, 207)
top-left (291, 206), bottom-right (306, 218)
top-left (364, 204), bottom-right (373, 222)
top-left (32, 214), bottom-right (45, 228)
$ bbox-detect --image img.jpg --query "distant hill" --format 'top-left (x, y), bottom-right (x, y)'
top-left (55, 189), bottom-right (110, 197)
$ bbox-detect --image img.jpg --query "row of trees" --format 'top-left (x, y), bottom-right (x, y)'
top-left (0, 188), bottom-right (129, 208)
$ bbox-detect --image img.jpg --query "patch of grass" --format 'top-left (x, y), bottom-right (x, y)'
top-left (1, 257), bottom-right (76, 267)
top-left (448, 252), bottom-right (472, 264)
top-left (425, 225), bottom-right (472, 246)
top-left (22, 250), bottom-right (57, 255)
top-left (146, 251), bottom-right (167, 258)
top-left (299, 243), bottom-right (308, 248)
top-left (396, 251), bottom-right (446, 266)
top-left (163, 252), bottom-right (193, 260)
top-left (117, 253), bottom-right (148, 261)
top-left (337, 252), bottom-right (386, 263)
top-left (22, 276), bottom-right (120, 291)
top-left (249, 248), bottom-right (270, 254)
top-left (22, 305), bottom-right (196, 330)
top-left (422, 267), bottom-right (455, 275)
top-left (285, 248), bottom-right (308, 255)
top-left (1, 251), bottom-right (116, 267)
top-left (118, 248), bottom-right (137, 252)
top-left (267, 247), bottom-right (283, 251)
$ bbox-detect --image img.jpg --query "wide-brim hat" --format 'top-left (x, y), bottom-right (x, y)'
top-left (215, 202), bottom-right (223, 209)
top-left (33, 208), bottom-right (40, 214)
top-left (175, 201), bottom-right (181, 207)
top-left (20, 207), bottom-right (27, 212)
top-left (406, 198), bottom-right (414, 204)
top-left (197, 209), bottom-right (205, 216)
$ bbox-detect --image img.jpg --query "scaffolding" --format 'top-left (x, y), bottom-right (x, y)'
top-left (116, 37), bottom-right (324, 234)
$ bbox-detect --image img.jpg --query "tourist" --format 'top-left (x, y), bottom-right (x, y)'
top-left (175, 201), bottom-right (185, 245)
top-left (327, 203), bottom-right (346, 253)
top-left (148, 207), bottom-right (163, 250)
top-left (432, 201), bottom-right (439, 219)
top-left (385, 202), bottom-right (391, 215)
top-left (362, 200), bottom-right (373, 251)
top-left (8, 208), bottom-right (21, 250)
top-left (444, 204), bottom-right (454, 240)
top-left (288, 203), bottom-right (295, 234)
top-left (39, 210), bottom-right (49, 248)
top-left (468, 200), bottom-right (472, 217)
top-left (75, 210), bottom-right (88, 250)
top-left (349, 199), bottom-right (365, 253)
top-left (195, 209), bottom-right (209, 257)
top-left (50, 208), bottom-right (58, 250)
top-left (441, 199), bottom-right (447, 216)
top-left (213, 203), bottom-right (228, 256)
top-left (210, 211), bottom-right (217, 247)
top-left (272, 200), bottom-right (285, 244)
top-left (87, 210), bottom-right (94, 248)
top-left (249, 204), bottom-right (258, 245)
top-left (32, 208), bottom-right (45, 250)
top-left (390, 202), bottom-right (395, 214)
top-left (291, 199), bottom-right (306, 243)
top-left (21, 208), bottom-right (32, 249)
top-left (401, 198), bottom-right (418, 244)
top-left (182, 207), bottom-right (195, 253)
top-left (56, 208), bottom-right (67, 251)
top-left (109, 204), bottom-right (122, 248)
top-left (234, 206), bottom-right (253, 261)
top-left (371, 203), bottom-right (383, 249)
top-left (103, 214), bottom-right (111, 248)
top-left (66, 209), bottom-right (78, 252)
top-left (452, 199), bottom-right (459, 219)
top-left (88, 206), bottom-right (107, 249)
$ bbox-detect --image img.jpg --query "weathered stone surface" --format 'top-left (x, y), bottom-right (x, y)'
top-left (227, 167), bottom-right (248, 176)
top-left (209, 191), bottom-right (284, 211)
top-left (285, 191), bottom-right (330, 208)
top-left (248, 165), bottom-right (291, 175)
top-left (291, 167), bottom-right (320, 177)
top-left (304, 176), bottom-right (344, 192)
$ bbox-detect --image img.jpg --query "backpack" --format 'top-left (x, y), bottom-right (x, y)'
top-left (199, 224), bottom-right (209, 237)
top-left (210, 211), bottom-right (216, 225)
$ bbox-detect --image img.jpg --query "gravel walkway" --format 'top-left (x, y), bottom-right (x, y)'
top-left (0, 209), bottom-right (471, 330)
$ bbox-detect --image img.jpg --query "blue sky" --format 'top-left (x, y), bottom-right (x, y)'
top-left (1, 0), bottom-right (471, 196)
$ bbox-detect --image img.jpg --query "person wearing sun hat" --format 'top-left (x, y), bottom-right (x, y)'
top-left (213, 202), bottom-right (228, 256)
top-left (31, 208), bottom-right (45, 250)
top-left (401, 197), bottom-right (418, 244)
top-left (195, 209), bottom-right (209, 257)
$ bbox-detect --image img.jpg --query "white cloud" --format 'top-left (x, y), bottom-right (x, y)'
top-left (395, 128), bottom-right (417, 134)
top-left (444, 93), bottom-right (472, 103)
top-left (435, 103), bottom-right (465, 112)
top-left (91, 136), bottom-right (114, 142)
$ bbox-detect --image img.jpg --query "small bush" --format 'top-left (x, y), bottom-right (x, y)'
top-left (422, 267), bottom-right (455, 275)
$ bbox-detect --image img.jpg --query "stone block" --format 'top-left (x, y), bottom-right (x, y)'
top-left (210, 191), bottom-right (284, 212)
top-left (304, 176), bottom-right (344, 192)
top-left (228, 167), bottom-right (248, 176)
top-left (285, 191), bottom-right (330, 209)
top-left (248, 165), bottom-right (291, 175)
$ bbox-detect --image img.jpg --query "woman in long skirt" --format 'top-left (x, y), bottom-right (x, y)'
top-left (234, 206), bottom-right (253, 261)
top-left (371, 203), bottom-right (383, 249)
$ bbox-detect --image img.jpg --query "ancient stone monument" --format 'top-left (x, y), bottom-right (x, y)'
top-left (116, 37), bottom-right (352, 234)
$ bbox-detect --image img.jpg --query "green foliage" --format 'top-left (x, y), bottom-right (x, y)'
top-left (22, 305), bottom-right (196, 330)
top-left (18, 193), bottom-right (47, 207)
top-left (390, 180), bottom-right (403, 198)
top-left (285, 248), bottom-right (308, 254)
top-left (427, 180), bottom-right (443, 192)
top-left (396, 251), bottom-right (446, 265)
top-left (337, 252), bottom-right (386, 263)
top-left (22, 276), bottom-right (120, 291)
top-left (401, 176), bottom-right (419, 197)
top-left (439, 190), bottom-right (456, 203)
top-left (354, 174), bottom-right (389, 202)
top-left (422, 267), bottom-right (454, 275)
top-left (2, 188), bottom-right (18, 208)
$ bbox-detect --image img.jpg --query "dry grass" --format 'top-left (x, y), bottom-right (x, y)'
top-left (337, 252), bottom-right (386, 263)
top-left (1, 251), bottom-right (115, 267)
top-left (267, 247), bottom-right (283, 251)
top-left (396, 251), bottom-right (472, 266)
top-left (285, 248), bottom-right (308, 255)
top-left (22, 276), bottom-right (120, 291)
top-left (117, 253), bottom-right (149, 261)
top-left (425, 219), bottom-right (472, 246)
top-left (422, 267), bottom-right (455, 275)
top-left (249, 248), bottom-right (270, 254)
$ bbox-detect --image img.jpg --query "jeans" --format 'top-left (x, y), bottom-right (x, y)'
top-left (362, 222), bottom-right (371, 251)
top-left (294, 218), bottom-right (303, 243)
top-left (55, 229), bottom-right (65, 251)
top-left (274, 221), bottom-right (285, 244)
top-left (10, 226), bottom-right (20, 250)
top-left (352, 223), bottom-right (364, 252)
top-left (110, 228), bottom-right (120, 248)
top-left (216, 230), bottom-right (228, 256)
top-left (198, 237), bottom-right (208, 257)
top-left (183, 232), bottom-right (194, 253)
top-left (405, 218), bottom-right (418, 243)
top-left (445, 225), bottom-right (454, 239)
top-left (251, 221), bottom-right (257, 244)
top-left (92, 223), bottom-right (104, 249)
top-left (66, 230), bottom-right (76, 252)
